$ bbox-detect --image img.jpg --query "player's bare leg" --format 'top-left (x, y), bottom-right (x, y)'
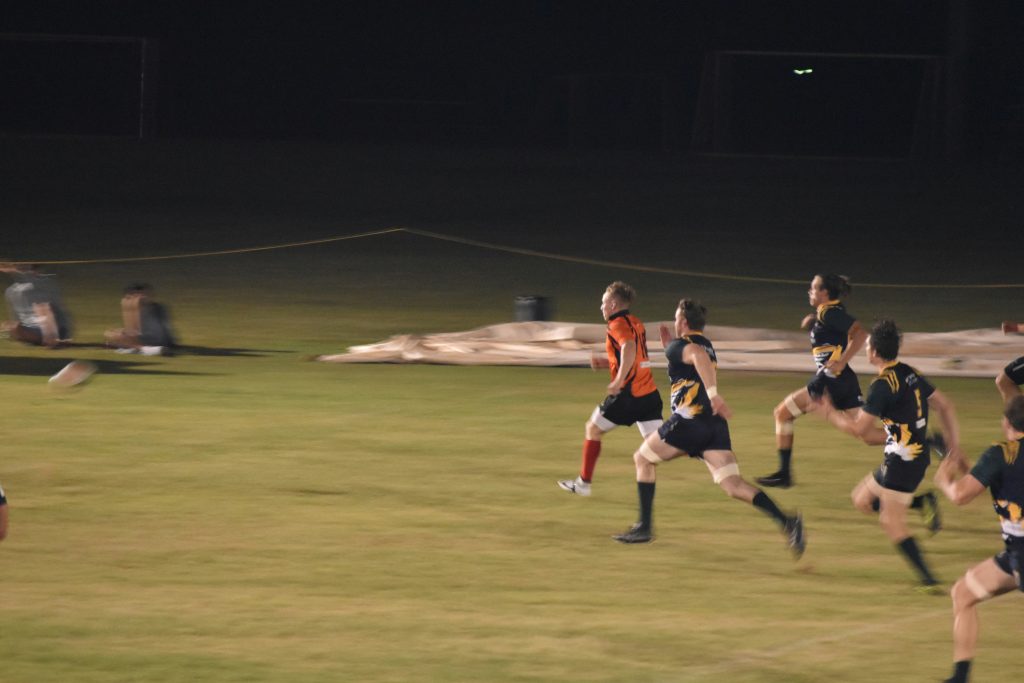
top-left (757, 388), bottom-right (816, 488)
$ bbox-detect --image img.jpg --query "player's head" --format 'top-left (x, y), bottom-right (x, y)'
top-left (809, 273), bottom-right (851, 306)
top-left (601, 281), bottom-right (635, 320)
top-left (1004, 395), bottom-right (1024, 434)
top-left (675, 298), bottom-right (707, 335)
top-left (867, 319), bottom-right (901, 362)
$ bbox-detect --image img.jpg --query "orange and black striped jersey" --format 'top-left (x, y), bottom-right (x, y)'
top-left (606, 310), bottom-right (658, 398)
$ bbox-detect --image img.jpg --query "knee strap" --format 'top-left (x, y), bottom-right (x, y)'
top-left (783, 395), bottom-right (804, 417)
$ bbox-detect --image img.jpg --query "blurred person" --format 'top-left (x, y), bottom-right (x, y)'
top-left (757, 274), bottom-right (867, 488)
top-left (0, 481), bottom-right (7, 541)
top-left (995, 356), bottom-right (1023, 404)
top-left (612, 298), bottom-right (805, 558)
top-left (1, 263), bottom-right (72, 348)
top-left (557, 281), bottom-right (663, 496)
top-left (821, 319), bottom-right (957, 592)
top-left (105, 283), bottom-right (177, 356)
top-left (933, 394), bottom-right (1024, 683)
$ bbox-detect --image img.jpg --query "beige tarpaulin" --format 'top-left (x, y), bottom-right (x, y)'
top-left (317, 321), bottom-right (1022, 378)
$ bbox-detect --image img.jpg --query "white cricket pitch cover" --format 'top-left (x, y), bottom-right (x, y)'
top-left (317, 321), bottom-right (1021, 378)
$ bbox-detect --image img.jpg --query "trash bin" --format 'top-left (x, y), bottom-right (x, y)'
top-left (514, 295), bottom-right (552, 322)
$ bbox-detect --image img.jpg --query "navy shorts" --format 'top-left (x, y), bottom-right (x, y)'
top-left (599, 389), bottom-right (663, 427)
top-left (995, 537), bottom-right (1024, 591)
top-left (807, 366), bottom-right (863, 410)
top-left (873, 455), bottom-right (930, 494)
top-left (657, 413), bottom-right (731, 459)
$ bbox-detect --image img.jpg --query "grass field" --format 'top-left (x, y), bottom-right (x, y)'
top-left (1, 139), bottom-right (1021, 682)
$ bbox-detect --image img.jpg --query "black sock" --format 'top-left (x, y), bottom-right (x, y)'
top-left (638, 481), bottom-right (655, 530)
top-left (896, 536), bottom-right (937, 584)
top-left (752, 490), bottom-right (789, 528)
top-left (778, 448), bottom-right (792, 473)
top-left (947, 660), bottom-right (971, 683)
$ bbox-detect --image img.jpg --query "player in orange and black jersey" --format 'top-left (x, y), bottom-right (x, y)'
top-left (934, 395), bottom-right (1024, 683)
top-left (823, 320), bottom-right (961, 591)
top-left (612, 299), bottom-right (804, 558)
top-left (995, 356), bottom-right (1024, 405)
top-left (757, 274), bottom-right (867, 489)
top-left (557, 282), bottom-right (663, 497)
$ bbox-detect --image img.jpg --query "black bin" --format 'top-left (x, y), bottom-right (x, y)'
top-left (514, 295), bottom-right (552, 322)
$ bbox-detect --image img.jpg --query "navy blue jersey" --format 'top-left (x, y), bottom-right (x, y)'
top-left (664, 333), bottom-right (717, 418)
top-left (809, 301), bottom-right (856, 371)
top-left (863, 362), bottom-right (935, 464)
top-left (1004, 356), bottom-right (1024, 386)
top-left (971, 438), bottom-right (1024, 540)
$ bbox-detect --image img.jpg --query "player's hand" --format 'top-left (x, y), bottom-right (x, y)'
top-left (800, 313), bottom-right (816, 330)
top-left (659, 323), bottom-right (673, 347)
top-left (590, 351), bottom-right (609, 370)
top-left (607, 380), bottom-right (623, 396)
top-left (824, 359), bottom-right (846, 376)
top-left (711, 395), bottom-right (732, 419)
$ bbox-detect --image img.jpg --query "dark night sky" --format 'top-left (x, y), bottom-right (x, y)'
top-left (2, 1), bottom-right (1022, 154)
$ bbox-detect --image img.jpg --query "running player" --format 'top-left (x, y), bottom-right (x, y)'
top-left (822, 319), bottom-right (957, 591)
top-left (995, 356), bottom-right (1023, 404)
top-left (612, 299), bottom-right (804, 557)
top-left (0, 481), bottom-right (8, 542)
top-left (757, 274), bottom-right (866, 488)
top-left (558, 282), bottom-right (663, 496)
top-left (933, 394), bottom-right (1024, 683)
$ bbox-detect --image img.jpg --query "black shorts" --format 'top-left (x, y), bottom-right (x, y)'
top-left (995, 537), bottom-right (1024, 590)
top-left (657, 413), bottom-right (731, 458)
top-left (599, 389), bottom-right (663, 427)
top-left (807, 366), bottom-right (863, 410)
top-left (872, 455), bottom-right (930, 494)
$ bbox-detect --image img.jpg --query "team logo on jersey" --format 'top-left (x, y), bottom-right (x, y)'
top-left (882, 421), bottom-right (923, 461)
top-left (671, 381), bottom-right (704, 419)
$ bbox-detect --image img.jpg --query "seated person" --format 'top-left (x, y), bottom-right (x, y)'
top-left (1, 263), bottom-right (72, 348)
top-left (105, 283), bottom-right (177, 355)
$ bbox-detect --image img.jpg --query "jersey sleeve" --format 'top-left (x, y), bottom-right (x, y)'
top-left (820, 306), bottom-right (855, 334)
top-left (915, 371), bottom-right (936, 401)
top-left (664, 338), bottom-right (687, 364)
top-left (607, 317), bottom-right (633, 346)
top-left (862, 377), bottom-right (891, 417)
top-left (969, 445), bottom-right (1006, 488)
top-left (1004, 356), bottom-right (1024, 385)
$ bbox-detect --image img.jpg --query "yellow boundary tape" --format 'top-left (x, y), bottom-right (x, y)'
top-left (12, 226), bottom-right (1024, 289)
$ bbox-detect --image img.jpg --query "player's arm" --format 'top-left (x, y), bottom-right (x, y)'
top-left (659, 323), bottom-right (674, 347)
top-left (927, 389), bottom-right (963, 460)
top-left (934, 453), bottom-right (985, 506)
top-left (607, 339), bottom-right (636, 395)
top-left (822, 405), bottom-right (887, 445)
top-left (0, 502), bottom-right (7, 541)
top-left (996, 371), bottom-right (1021, 405)
top-left (683, 343), bottom-right (732, 418)
top-left (827, 320), bottom-right (866, 375)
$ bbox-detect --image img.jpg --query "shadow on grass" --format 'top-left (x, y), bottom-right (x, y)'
top-left (0, 356), bottom-right (214, 377)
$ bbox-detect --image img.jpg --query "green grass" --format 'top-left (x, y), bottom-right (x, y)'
top-left (1, 140), bottom-right (1021, 682)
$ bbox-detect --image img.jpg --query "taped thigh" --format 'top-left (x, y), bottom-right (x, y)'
top-left (638, 440), bottom-right (666, 464)
top-left (865, 475), bottom-right (913, 507)
top-left (964, 568), bottom-right (994, 601)
top-left (589, 406), bottom-right (617, 433)
top-left (783, 394), bottom-right (804, 418)
top-left (706, 461), bottom-right (740, 484)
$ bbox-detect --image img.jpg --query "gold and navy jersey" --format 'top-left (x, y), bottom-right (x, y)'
top-left (664, 333), bottom-right (716, 419)
top-left (605, 310), bottom-right (658, 398)
top-left (809, 300), bottom-right (857, 371)
top-left (1005, 356), bottom-right (1024, 386)
top-left (970, 438), bottom-right (1024, 539)
top-left (863, 361), bottom-right (935, 463)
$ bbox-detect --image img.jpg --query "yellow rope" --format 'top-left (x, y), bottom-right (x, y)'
top-left (12, 226), bottom-right (1024, 288)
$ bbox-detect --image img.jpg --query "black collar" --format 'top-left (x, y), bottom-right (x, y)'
top-left (608, 309), bottom-right (630, 321)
